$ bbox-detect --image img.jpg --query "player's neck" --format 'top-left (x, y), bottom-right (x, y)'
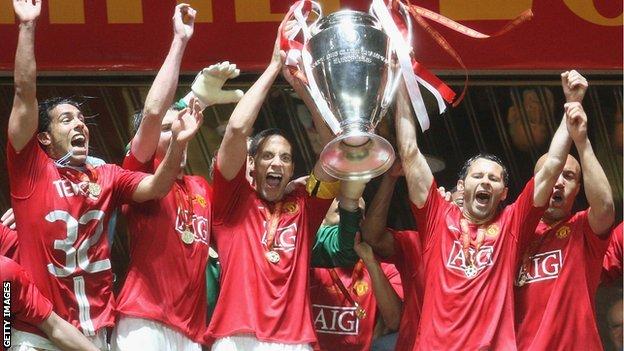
top-left (462, 208), bottom-right (495, 226)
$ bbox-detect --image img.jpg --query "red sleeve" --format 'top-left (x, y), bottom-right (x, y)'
top-left (6, 137), bottom-right (49, 200)
top-left (602, 222), bottom-right (623, 285)
top-left (212, 160), bottom-right (252, 225)
top-left (508, 178), bottom-right (547, 253)
top-left (381, 263), bottom-right (404, 300)
top-left (108, 164), bottom-right (149, 204)
top-left (409, 179), bottom-right (448, 251)
top-left (0, 225), bottom-right (19, 260)
top-left (122, 147), bottom-right (154, 173)
top-left (1, 257), bottom-right (53, 326)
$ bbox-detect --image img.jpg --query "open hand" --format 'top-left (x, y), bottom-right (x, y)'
top-left (172, 98), bottom-right (204, 144)
top-left (1, 208), bottom-right (16, 230)
top-left (191, 62), bottom-right (244, 106)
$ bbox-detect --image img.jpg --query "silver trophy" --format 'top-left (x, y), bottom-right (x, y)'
top-left (304, 7), bottom-right (412, 180)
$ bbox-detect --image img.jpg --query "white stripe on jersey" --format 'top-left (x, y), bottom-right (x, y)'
top-left (74, 276), bottom-right (95, 336)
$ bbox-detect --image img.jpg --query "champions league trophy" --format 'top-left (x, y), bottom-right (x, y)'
top-left (285, 2), bottom-right (413, 180)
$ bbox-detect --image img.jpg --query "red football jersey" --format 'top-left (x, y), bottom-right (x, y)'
top-left (1, 256), bottom-right (53, 326)
top-left (515, 210), bottom-right (610, 351)
top-left (0, 224), bottom-right (18, 259)
top-left (310, 261), bottom-right (402, 351)
top-left (410, 179), bottom-right (543, 351)
top-left (602, 222), bottom-right (622, 285)
top-left (207, 164), bottom-right (332, 344)
top-left (387, 229), bottom-right (423, 351)
top-left (6, 138), bottom-right (146, 337)
top-left (117, 151), bottom-right (211, 343)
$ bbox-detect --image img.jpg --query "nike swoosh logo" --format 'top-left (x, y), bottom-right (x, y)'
top-left (448, 225), bottom-right (461, 233)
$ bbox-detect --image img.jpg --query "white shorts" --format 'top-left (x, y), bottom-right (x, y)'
top-left (9, 328), bottom-right (108, 351)
top-left (111, 316), bottom-right (201, 351)
top-left (211, 335), bottom-right (313, 351)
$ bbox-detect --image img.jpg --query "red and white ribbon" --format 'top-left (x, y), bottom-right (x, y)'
top-left (279, 1), bottom-right (342, 134)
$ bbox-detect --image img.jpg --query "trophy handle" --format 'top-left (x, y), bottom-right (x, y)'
top-left (372, 3), bottom-right (413, 111)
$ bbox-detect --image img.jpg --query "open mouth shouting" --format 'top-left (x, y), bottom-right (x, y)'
top-left (265, 172), bottom-right (283, 188)
top-left (550, 190), bottom-right (564, 206)
top-left (474, 189), bottom-right (492, 207)
top-left (70, 134), bottom-right (88, 153)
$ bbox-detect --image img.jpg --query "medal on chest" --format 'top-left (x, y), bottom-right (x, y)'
top-left (58, 164), bottom-right (100, 198)
top-left (329, 261), bottom-right (367, 319)
top-left (262, 202), bottom-right (284, 264)
top-left (459, 219), bottom-right (487, 279)
top-left (174, 181), bottom-right (195, 245)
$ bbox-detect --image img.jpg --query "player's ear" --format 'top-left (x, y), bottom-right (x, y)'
top-left (37, 132), bottom-right (52, 147)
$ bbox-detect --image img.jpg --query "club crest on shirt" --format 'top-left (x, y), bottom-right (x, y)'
top-left (312, 304), bottom-right (360, 335)
top-left (353, 280), bottom-right (369, 297)
top-left (283, 202), bottom-right (299, 215)
top-left (446, 241), bottom-right (494, 277)
top-left (556, 226), bottom-right (570, 239)
top-left (516, 249), bottom-right (563, 285)
top-left (193, 194), bottom-right (207, 208)
top-left (486, 224), bottom-right (500, 237)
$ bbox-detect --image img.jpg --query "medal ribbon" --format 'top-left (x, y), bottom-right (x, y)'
top-left (518, 218), bottom-right (566, 282)
top-left (459, 218), bottom-right (486, 268)
top-left (173, 180), bottom-right (194, 232)
top-left (262, 202), bottom-right (284, 252)
top-left (328, 260), bottom-right (366, 310)
top-left (56, 164), bottom-right (99, 196)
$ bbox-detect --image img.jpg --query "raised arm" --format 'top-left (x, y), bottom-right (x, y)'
top-left (533, 71), bottom-right (585, 207)
top-left (217, 31), bottom-right (282, 181)
top-left (130, 4), bottom-right (195, 163)
top-left (567, 103), bottom-right (614, 235)
top-left (354, 236), bottom-right (402, 330)
top-left (361, 162), bottom-right (401, 257)
top-left (395, 83), bottom-right (433, 208)
top-left (132, 99), bottom-right (203, 202)
top-left (39, 312), bottom-right (99, 351)
top-left (8, 0), bottom-right (41, 152)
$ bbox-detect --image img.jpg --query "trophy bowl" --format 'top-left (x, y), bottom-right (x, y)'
top-left (307, 10), bottom-right (399, 180)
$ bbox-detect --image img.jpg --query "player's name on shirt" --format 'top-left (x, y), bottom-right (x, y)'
top-left (516, 249), bottom-right (563, 285)
top-left (313, 304), bottom-right (361, 336)
top-left (52, 179), bottom-right (97, 200)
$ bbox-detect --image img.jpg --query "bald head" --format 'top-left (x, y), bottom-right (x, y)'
top-left (534, 154), bottom-right (581, 179)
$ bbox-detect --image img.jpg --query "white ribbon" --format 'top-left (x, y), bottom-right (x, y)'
top-left (371, 0), bottom-right (447, 131)
top-left (289, 2), bottom-right (342, 134)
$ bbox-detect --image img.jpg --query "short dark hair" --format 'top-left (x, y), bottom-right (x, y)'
top-left (458, 153), bottom-right (509, 186)
top-left (248, 128), bottom-right (292, 157)
top-left (130, 103), bottom-right (184, 136)
top-left (37, 97), bottom-right (83, 133)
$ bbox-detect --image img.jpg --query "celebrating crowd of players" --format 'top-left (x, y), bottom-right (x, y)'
top-left (1, 1), bottom-right (622, 351)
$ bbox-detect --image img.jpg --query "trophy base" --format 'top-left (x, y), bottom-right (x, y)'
top-left (320, 132), bottom-right (395, 181)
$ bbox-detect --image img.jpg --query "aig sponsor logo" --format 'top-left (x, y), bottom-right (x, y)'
top-left (517, 250), bottom-right (563, 285)
top-left (446, 241), bottom-right (494, 275)
top-left (313, 304), bottom-right (359, 335)
top-left (261, 222), bottom-right (298, 252)
top-left (175, 209), bottom-right (210, 245)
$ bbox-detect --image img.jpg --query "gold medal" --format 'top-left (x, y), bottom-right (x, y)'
top-left (88, 182), bottom-right (101, 197)
top-left (265, 250), bottom-right (280, 264)
top-left (181, 229), bottom-right (195, 245)
top-left (464, 264), bottom-right (478, 278)
top-left (355, 304), bottom-right (367, 320)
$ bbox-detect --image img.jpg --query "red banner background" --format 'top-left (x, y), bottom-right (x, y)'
top-left (0, 0), bottom-right (621, 73)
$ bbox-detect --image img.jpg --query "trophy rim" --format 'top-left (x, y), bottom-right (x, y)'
top-left (319, 132), bottom-right (395, 181)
